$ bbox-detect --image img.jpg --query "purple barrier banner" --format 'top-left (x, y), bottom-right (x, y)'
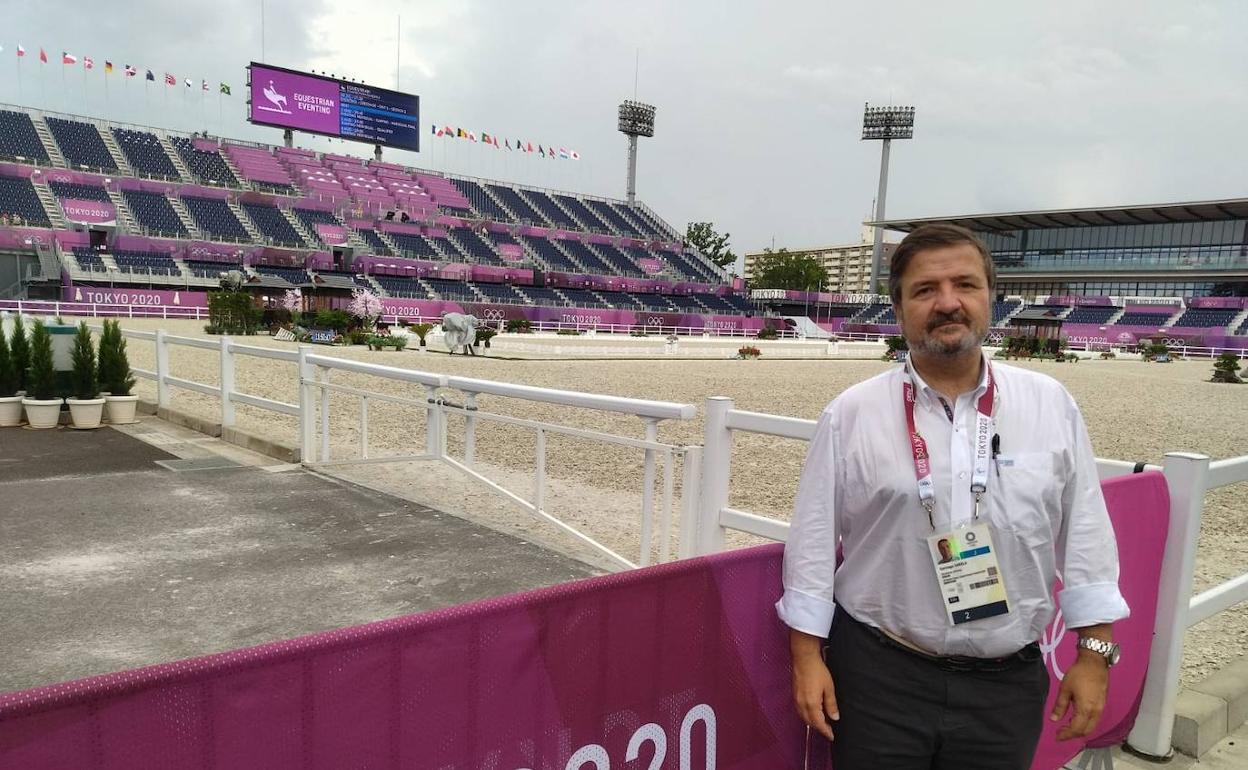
top-left (0, 227), bottom-right (56, 249)
top-left (638, 257), bottom-right (664, 274)
top-left (1188, 296), bottom-right (1248, 309)
top-left (113, 235), bottom-right (180, 254)
top-left (378, 297), bottom-right (462, 317)
top-left (60, 198), bottom-right (116, 225)
top-left (314, 223), bottom-right (349, 245)
top-left (178, 184), bottom-right (232, 200)
top-left (0, 473), bottom-right (1169, 770)
top-left (63, 286), bottom-right (208, 307)
top-left (586, 233), bottom-right (615, 245)
top-left (1046, 295), bottom-right (1114, 306)
top-left (191, 137), bottom-right (219, 152)
top-left (377, 221), bottom-right (424, 236)
top-left (114, 177), bottom-right (175, 194)
top-left (52, 229), bottom-right (90, 247)
top-left (472, 266), bottom-right (533, 283)
top-left (1056, 324), bottom-right (1248, 349)
top-left (498, 243), bottom-right (524, 261)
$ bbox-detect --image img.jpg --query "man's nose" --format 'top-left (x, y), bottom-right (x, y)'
top-left (933, 284), bottom-right (961, 312)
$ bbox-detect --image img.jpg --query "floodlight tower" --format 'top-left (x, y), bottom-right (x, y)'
top-left (618, 100), bottom-right (656, 204)
top-left (862, 103), bottom-right (916, 295)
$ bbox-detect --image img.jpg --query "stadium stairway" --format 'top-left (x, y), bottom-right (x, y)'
top-left (278, 207), bottom-right (318, 249)
top-left (28, 177), bottom-right (66, 228)
top-left (166, 193), bottom-right (200, 237)
top-left (1105, 306), bottom-right (1127, 325)
top-left (217, 152), bottom-right (251, 192)
top-left (31, 116), bottom-right (67, 168)
top-left (376, 230), bottom-right (403, 256)
top-left (98, 129), bottom-right (133, 177)
top-left (1226, 308), bottom-right (1248, 334)
top-left (482, 185), bottom-right (519, 220)
top-left (104, 188), bottom-right (139, 233)
top-left (227, 199), bottom-right (264, 243)
top-left (158, 134), bottom-right (196, 183)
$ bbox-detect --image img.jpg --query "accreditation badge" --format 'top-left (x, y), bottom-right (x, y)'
top-left (928, 523), bottom-right (1011, 625)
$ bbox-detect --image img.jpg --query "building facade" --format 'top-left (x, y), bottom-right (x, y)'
top-left (743, 228), bottom-right (896, 293)
top-left (875, 198), bottom-right (1248, 299)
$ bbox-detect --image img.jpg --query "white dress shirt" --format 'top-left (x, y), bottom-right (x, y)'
top-left (776, 352), bottom-right (1130, 658)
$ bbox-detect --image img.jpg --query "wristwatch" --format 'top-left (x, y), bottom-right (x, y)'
top-left (1077, 637), bottom-right (1121, 667)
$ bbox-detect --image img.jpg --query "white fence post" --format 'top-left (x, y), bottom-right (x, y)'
top-left (1126, 452), bottom-right (1212, 759)
top-left (463, 392), bottom-right (479, 467)
top-left (154, 329), bottom-right (170, 409)
top-left (423, 384), bottom-right (441, 458)
top-left (297, 345), bottom-right (315, 463)
top-left (319, 366), bottom-right (331, 462)
top-left (219, 336), bottom-right (235, 428)
top-left (638, 418), bottom-right (660, 567)
top-left (697, 396), bottom-right (734, 555)
top-left (678, 446), bottom-right (703, 559)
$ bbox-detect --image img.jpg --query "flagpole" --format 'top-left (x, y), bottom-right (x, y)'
top-left (16, 58), bottom-right (21, 104)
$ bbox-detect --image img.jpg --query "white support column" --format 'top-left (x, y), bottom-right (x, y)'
top-left (297, 345), bottom-right (314, 464)
top-left (534, 428), bottom-right (546, 514)
top-left (219, 336), bottom-right (235, 428)
top-left (423, 385), bottom-right (440, 458)
top-left (678, 446), bottom-right (703, 559)
top-left (638, 418), bottom-right (660, 567)
top-left (463, 392), bottom-right (478, 467)
top-left (697, 397), bottom-right (734, 555)
top-left (318, 366), bottom-right (330, 463)
top-left (1126, 452), bottom-right (1212, 759)
top-left (154, 329), bottom-right (170, 409)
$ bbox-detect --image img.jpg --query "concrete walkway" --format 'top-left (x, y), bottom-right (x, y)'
top-left (0, 418), bottom-right (598, 694)
top-left (1064, 724), bottom-right (1248, 768)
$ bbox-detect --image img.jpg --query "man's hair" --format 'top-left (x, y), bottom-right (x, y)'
top-left (888, 223), bottom-right (995, 305)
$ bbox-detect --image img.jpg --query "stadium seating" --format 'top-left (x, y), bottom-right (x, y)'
top-left (555, 288), bottom-right (606, 308)
top-left (70, 246), bottom-right (107, 271)
top-left (112, 250), bottom-right (179, 276)
top-left (520, 285), bottom-right (568, 306)
top-left (373, 275), bottom-right (427, 299)
top-left (185, 259), bottom-right (237, 279)
top-left (447, 228), bottom-right (504, 266)
top-left (123, 190), bottom-right (189, 237)
top-left (720, 294), bottom-right (753, 313)
top-left (254, 265), bottom-right (311, 285)
top-left (695, 293), bottom-right (745, 314)
top-left (850, 303), bottom-right (891, 322)
top-left (293, 207), bottom-right (345, 244)
top-left (182, 196), bottom-right (250, 241)
top-left (1115, 312), bottom-right (1173, 326)
top-left (621, 292), bottom-right (675, 312)
top-left (0, 176), bottom-right (52, 226)
top-left (241, 202), bottom-right (304, 247)
top-left (354, 228), bottom-right (393, 255)
top-left (520, 190), bottom-right (578, 229)
top-left (553, 194), bottom-right (612, 232)
top-left (1238, 319), bottom-right (1248, 336)
top-left (662, 294), bottom-right (706, 313)
top-left (1063, 306), bottom-right (1118, 324)
top-left (519, 236), bottom-right (579, 273)
top-left (448, 178), bottom-right (513, 221)
top-left (1170, 308), bottom-right (1238, 328)
top-left (595, 243), bottom-right (645, 275)
top-left (387, 232), bottom-right (440, 260)
top-left (612, 203), bottom-right (664, 239)
top-left (665, 250), bottom-right (718, 283)
top-left (487, 184), bottom-right (546, 224)
top-left (559, 240), bottom-right (616, 276)
top-left (425, 235), bottom-right (467, 262)
top-left (584, 199), bottom-right (642, 237)
top-left (991, 300), bottom-right (1024, 325)
top-left (45, 117), bottom-right (118, 172)
top-left (48, 181), bottom-right (111, 202)
top-left (423, 277), bottom-right (477, 303)
top-left (171, 137), bottom-right (240, 187)
top-left (112, 129), bottom-right (180, 179)
top-left (0, 110), bottom-right (51, 164)
top-left (471, 281), bottom-right (527, 303)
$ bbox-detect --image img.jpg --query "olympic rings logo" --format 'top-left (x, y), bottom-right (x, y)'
top-left (481, 309), bottom-right (506, 321)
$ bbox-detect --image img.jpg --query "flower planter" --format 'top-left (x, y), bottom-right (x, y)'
top-left (67, 397), bottom-right (107, 430)
top-left (0, 395), bottom-right (23, 427)
top-left (104, 395), bottom-right (140, 425)
top-left (21, 397), bottom-right (63, 429)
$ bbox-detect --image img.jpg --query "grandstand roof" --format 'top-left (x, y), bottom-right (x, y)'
top-left (872, 197), bottom-right (1248, 234)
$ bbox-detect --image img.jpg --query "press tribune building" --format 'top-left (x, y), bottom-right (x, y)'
top-left (876, 198), bottom-right (1248, 299)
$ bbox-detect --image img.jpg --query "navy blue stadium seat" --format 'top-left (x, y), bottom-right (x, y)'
top-left (112, 249), bottom-right (179, 276)
top-left (1064, 306), bottom-right (1118, 324)
top-left (470, 282), bottom-right (527, 303)
top-left (422, 277), bottom-right (476, 303)
top-left (170, 137), bottom-right (240, 187)
top-left (124, 190), bottom-right (188, 237)
top-left (558, 240), bottom-right (615, 276)
top-left (553, 194), bottom-right (612, 232)
top-left (354, 228), bottom-right (393, 255)
top-left (48, 181), bottom-right (111, 203)
top-left (185, 259), bottom-right (237, 279)
top-left (519, 236), bottom-right (578, 273)
top-left (372, 275), bottom-right (427, 299)
top-left (0, 176), bottom-right (52, 226)
top-left (46, 117), bottom-right (118, 172)
top-left (448, 178), bottom-right (513, 222)
top-left (520, 190), bottom-right (577, 229)
top-left (1115, 312), bottom-right (1174, 326)
top-left (183, 196), bottom-right (250, 242)
top-left (448, 229), bottom-right (503, 266)
top-left (112, 128), bottom-right (180, 179)
top-left (1171, 308), bottom-right (1238, 328)
top-left (70, 246), bottom-right (107, 272)
top-left (241, 202), bottom-right (303, 247)
top-left (254, 265), bottom-right (310, 285)
top-left (293, 208), bottom-right (345, 246)
top-left (487, 184), bottom-right (546, 224)
top-left (387, 232), bottom-right (440, 260)
top-left (557, 288), bottom-right (606, 308)
top-left (521, 285), bottom-right (569, 306)
top-left (0, 111), bottom-right (51, 164)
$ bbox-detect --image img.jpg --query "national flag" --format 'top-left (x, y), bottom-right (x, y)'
top-left (559, 148), bottom-right (568, 159)
top-left (62, 52), bottom-right (77, 64)
top-left (164, 73), bottom-right (176, 85)
top-left (39, 48), bottom-right (48, 63)
top-left (219, 83), bottom-right (231, 95)
top-left (482, 132), bottom-right (491, 145)
top-left (16, 45), bottom-right (25, 57)
top-left (125, 65), bottom-right (137, 77)
top-left (84, 57), bottom-right (94, 70)
top-left (457, 128), bottom-right (467, 138)
top-left (504, 139), bottom-right (511, 150)
top-left (185, 78), bottom-right (193, 87)
top-left (146, 69), bottom-right (156, 81)
top-left (570, 149), bottom-right (580, 160)
top-left (202, 79), bottom-right (209, 91)
top-left (538, 146), bottom-right (545, 157)
top-left (105, 61), bottom-right (114, 74)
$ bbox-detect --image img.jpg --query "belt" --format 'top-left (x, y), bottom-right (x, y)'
top-left (841, 610), bottom-right (1040, 673)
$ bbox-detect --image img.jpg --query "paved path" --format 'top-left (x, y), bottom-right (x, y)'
top-left (0, 418), bottom-right (598, 693)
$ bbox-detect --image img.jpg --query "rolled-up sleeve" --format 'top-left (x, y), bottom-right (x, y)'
top-left (776, 406), bottom-right (839, 638)
top-left (1057, 390), bottom-right (1131, 628)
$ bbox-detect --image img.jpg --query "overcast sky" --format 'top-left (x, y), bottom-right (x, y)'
top-left (3, 1), bottom-right (1246, 261)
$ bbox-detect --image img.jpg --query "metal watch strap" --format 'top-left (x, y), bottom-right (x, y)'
top-left (1077, 636), bottom-right (1118, 665)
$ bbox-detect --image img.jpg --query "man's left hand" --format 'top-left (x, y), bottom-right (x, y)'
top-left (1050, 655), bottom-right (1109, 741)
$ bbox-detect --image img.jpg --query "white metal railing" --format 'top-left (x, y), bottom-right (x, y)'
top-left (692, 395), bottom-right (1248, 760)
top-left (1, 299), bottom-right (208, 320)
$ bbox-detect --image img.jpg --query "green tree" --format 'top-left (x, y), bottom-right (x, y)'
top-left (685, 222), bottom-right (736, 268)
top-left (9, 315), bottom-right (29, 393)
top-left (70, 322), bottom-right (99, 400)
top-left (750, 248), bottom-right (830, 292)
top-left (26, 320), bottom-right (57, 400)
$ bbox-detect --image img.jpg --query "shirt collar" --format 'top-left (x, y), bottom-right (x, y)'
top-left (905, 349), bottom-right (991, 408)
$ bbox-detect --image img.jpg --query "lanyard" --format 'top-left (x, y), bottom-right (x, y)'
top-left (903, 364), bottom-right (996, 530)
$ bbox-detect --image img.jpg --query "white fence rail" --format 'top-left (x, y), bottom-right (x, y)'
top-left (95, 324), bottom-right (1248, 759)
top-left (692, 395), bottom-right (1248, 761)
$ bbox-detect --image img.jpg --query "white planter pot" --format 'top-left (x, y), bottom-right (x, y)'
top-left (66, 397), bottom-right (106, 430)
top-left (22, 397), bottom-right (63, 429)
top-left (104, 395), bottom-right (140, 424)
top-left (0, 395), bottom-right (22, 427)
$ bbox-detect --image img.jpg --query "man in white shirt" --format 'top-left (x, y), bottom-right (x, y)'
top-left (777, 223), bottom-right (1129, 768)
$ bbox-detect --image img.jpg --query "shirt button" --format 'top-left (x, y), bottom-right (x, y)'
top-left (959, 472), bottom-right (967, 480)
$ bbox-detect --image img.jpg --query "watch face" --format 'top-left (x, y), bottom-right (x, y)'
top-left (1109, 645), bottom-right (1121, 666)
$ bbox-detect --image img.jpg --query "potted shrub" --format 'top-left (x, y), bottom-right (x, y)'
top-left (98, 320), bottom-right (139, 424)
top-left (21, 320), bottom-right (62, 429)
top-left (0, 324), bottom-right (21, 426)
top-left (737, 345), bottom-right (762, 359)
top-left (9, 314), bottom-right (29, 395)
top-left (1211, 352), bottom-right (1243, 384)
top-left (66, 322), bottom-right (105, 429)
top-left (411, 323), bottom-right (433, 349)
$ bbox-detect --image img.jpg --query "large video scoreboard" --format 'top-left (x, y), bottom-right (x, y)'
top-left (247, 63), bottom-right (420, 152)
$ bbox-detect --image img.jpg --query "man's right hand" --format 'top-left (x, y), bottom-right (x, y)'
top-left (790, 629), bottom-right (839, 741)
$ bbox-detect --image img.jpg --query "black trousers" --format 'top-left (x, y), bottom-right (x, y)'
top-left (823, 608), bottom-right (1050, 770)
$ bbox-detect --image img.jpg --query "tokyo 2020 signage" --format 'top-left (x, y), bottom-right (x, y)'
top-left (248, 63), bottom-right (420, 152)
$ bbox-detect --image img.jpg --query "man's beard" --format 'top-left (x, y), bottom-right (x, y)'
top-left (909, 311), bottom-right (987, 358)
